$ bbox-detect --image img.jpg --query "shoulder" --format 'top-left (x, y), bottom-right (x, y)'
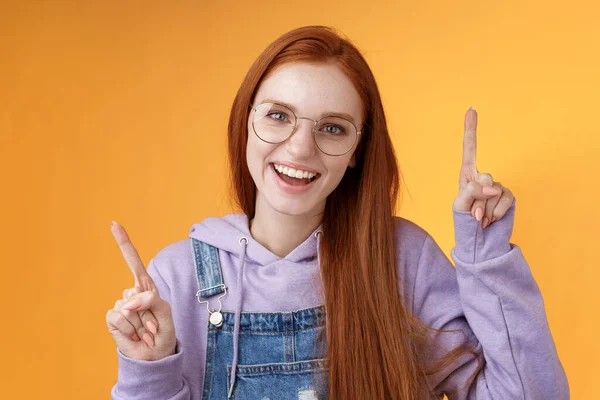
top-left (393, 216), bottom-right (430, 263)
top-left (392, 216), bottom-right (460, 317)
top-left (393, 216), bottom-right (429, 244)
top-left (152, 238), bottom-right (192, 268)
top-left (147, 238), bottom-right (196, 292)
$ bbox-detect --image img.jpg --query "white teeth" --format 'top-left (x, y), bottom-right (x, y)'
top-left (273, 164), bottom-right (317, 180)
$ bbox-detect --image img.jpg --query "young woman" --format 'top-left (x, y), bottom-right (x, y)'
top-left (106, 26), bottom-right (569, 399)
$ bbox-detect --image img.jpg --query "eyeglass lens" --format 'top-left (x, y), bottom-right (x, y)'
top-left (252, 103), bottom-right (357, 156)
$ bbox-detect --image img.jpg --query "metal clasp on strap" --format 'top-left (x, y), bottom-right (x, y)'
top-left (196, 285), bottom-right (226, 327)
top-left (191, 238), bottom-right (228, 327)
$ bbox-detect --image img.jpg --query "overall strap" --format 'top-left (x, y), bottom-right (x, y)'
top-left (190, 238), bottom-right (226, 297)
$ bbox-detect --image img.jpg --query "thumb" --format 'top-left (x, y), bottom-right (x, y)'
top-left (454, 182), bottom-right (501, 212)
top-left (123, 291), bottom-right (172, 321)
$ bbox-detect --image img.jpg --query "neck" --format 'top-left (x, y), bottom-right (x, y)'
top-left (250, 194), bottom-right (323, 258)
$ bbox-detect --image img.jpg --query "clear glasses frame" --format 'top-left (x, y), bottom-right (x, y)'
top-left (250, 102), bottom-right (362, 156)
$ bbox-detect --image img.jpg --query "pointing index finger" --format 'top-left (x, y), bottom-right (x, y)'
top-left (462, 107), bottom-right (478, 170)
top-left (111, 221), bottom-right (156, 292)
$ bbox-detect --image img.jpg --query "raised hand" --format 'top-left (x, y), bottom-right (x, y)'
top-left (453, 107), bottom-right (515, 229)
top-left (105, 222), bottom-right (177, 361)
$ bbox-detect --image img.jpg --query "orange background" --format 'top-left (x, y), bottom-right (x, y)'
top-left (1, 0), bottom-right (597, 398)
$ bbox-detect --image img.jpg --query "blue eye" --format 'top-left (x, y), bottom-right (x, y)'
top-left (268, 112), bottom-right (288, 122)
top-left (323, 125), bottom-right (345, 135)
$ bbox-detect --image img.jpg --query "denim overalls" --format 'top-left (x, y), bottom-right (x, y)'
top-left (191, 238), bottom-right (329, 400)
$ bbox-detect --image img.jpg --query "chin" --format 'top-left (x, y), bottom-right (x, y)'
top-left (271, 198), bottom-right (321, 218)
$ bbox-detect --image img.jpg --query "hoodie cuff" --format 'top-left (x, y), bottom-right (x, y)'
top-left (113, 340), bottom-right (185, 399)
top-left (452, 198), bottom-right (516, 264)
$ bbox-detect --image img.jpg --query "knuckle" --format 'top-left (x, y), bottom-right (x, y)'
top-left (118, 310), bottom-right (135, 326)
top-left (114, 312), bottom-right (127, 326)
top-left (138, 309), bottom-right (150, 320)
top-left (136, 325), bottom-right (148, 336)
top-left (148, 291), bottom-right (163, 306)
top-left (478, 173), bottom-right (493, 184)
top-left (119, 321), bottom-right (134, 335)
top-left (123, 287), bottom-right (137, 300)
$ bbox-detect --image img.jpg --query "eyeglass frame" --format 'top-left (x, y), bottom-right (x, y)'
top-left (249, 102), bottom-right (363, 156)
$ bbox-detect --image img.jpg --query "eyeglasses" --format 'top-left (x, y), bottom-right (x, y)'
top-left (250, 102), bottom-right (362, 156)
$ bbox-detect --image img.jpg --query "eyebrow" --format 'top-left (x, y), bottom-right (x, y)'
top-left (259, 98), bottom-right (357, 124)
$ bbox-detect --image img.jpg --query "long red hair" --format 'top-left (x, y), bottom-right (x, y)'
top-left (228, 26), bottom-right (481, 399)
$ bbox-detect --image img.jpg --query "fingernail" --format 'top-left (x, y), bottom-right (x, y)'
top-left (475, 207), bottom-right (483, 221)
top-left (482, 217), bottom-right (489, 229)
top-left (469, 106), bottom-right (476, 111)
top-left (123, 298), bottom-right (141, 310)
top-left (491, 216), bottom-right (496, 223)
top-left (142, 332), bottom-right (155, 347)
top-left (146, 320), bottom-right (158, 334)
top-left (482, 186), bottom-right (501, 196)
top-left (132, 333), bottom-right (140, 341)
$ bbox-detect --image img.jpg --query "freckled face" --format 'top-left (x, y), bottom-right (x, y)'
top-left (246, 62), bottom-right (364, 218)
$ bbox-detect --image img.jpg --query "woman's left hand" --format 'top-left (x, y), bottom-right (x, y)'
top-left (452, 107), bottom-right (515, 229)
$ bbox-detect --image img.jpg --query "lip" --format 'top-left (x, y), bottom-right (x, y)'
top-left (269, 163), bottom-right (320, 195)
top-left (271, 161), bottom-right (320, 175)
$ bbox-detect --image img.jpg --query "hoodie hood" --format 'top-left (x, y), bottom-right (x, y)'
top-left (188, 213), bottom-right (324, 398)
top-left (189, 213), bottom-right (322, 266)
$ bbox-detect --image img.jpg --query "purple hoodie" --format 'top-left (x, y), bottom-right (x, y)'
top-left (111, 200), bottom-right (569, 399)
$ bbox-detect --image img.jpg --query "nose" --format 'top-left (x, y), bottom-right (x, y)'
top-left (285, 117), bottom-right (317, 160)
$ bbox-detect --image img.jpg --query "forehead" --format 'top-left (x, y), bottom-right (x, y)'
top-left (254, 62), bottom-right (364, 123)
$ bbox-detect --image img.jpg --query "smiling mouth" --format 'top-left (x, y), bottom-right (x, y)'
top-left (271, 163), bottom-right (320, 186)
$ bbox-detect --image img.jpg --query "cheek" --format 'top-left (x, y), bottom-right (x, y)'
top-left (325, 155), bottom-right (353, 176)
top-left (246, 131), bottom-right (276, 179)
top-left (246, 135), bottom-right (261, 176)
top-left (246, 121), bottom-right (262, 165)
top-left (320, 157), bottom-right (353, 192)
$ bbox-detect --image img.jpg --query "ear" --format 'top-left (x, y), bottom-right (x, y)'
top-left (348, 151), bottom-right (357, 168)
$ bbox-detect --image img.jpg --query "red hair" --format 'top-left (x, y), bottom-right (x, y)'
top-left (227, 26), bottom-right (481, 399)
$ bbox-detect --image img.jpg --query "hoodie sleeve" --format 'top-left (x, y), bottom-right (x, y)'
top-left (111, 258), bottom-right (191, 400)
top-left (412, 199), bottom-right (569, 399)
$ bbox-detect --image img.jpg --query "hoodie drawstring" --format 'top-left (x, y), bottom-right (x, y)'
top-left (228, 236), bottom-right (248, 399)
top-left (315, 229), bottom-right (323, 265)
top-left (227, 231), bottom-right (321, 398)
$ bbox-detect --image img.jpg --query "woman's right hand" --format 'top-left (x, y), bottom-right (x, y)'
top-left (106, 222), bottom-right (177, 361)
